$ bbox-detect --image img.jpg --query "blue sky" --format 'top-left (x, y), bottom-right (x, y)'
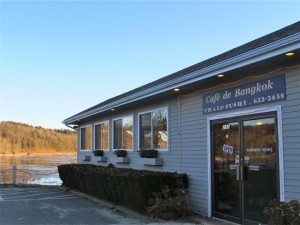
top-left (1, 1), bottom-right (299, 129)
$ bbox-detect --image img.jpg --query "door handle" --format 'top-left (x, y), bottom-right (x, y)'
top-left (249, 165), bottom-right (260, 171)
top-left (235, 166), bottom-right (248, 181)
top-left (236, 166), bottom-right (240, 181)
top-left (240, 166), bottom-right (244, 181)
top-left (229, 164), bottom-right (238, 170)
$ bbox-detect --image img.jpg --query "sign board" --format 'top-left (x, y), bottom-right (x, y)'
top-left (203, 75), bottom-right (286, 114)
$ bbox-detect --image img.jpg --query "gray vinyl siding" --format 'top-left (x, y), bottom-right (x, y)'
top-left (179, 93), bottom-right (208, 215)
top-left (282, 68), bottom-right (300, 201)
top-left (76, 66), bottom-right (300, 216)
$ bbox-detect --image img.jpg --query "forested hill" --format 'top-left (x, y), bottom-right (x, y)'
top-left (0, 121), bottom-right (77, 154)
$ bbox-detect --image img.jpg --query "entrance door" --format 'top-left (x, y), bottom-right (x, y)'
top-left (212, 113), bottom-right (278, 225)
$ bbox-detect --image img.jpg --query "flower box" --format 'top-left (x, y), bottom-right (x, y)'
top-left (114, 149), bottom-right (127, 157)
top-left (96, 156), bottom-right (107, 163)
top-left (114, 157), bottom-right (130, 164)
top-left (93, 150), bottom-right (104, 156)
top-left (141, 158), bottom-right (163, 166)
top-left (138, 149), bottom-right (158, 158)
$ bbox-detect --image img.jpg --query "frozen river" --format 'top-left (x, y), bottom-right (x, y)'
top-left (0, 154), bottom-right (77, 185)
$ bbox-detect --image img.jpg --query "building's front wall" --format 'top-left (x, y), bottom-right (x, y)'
top-left (281, 67), bottom-right (300, 201)
top-left (76, 66), bottom-right (300, 218)
top-left (178, 66), bottom-right (300, 217)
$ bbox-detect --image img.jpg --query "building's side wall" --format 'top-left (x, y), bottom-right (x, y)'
top-left (76, 66), bottom-right (300, 216)
top-left (77, 98), bottom-right (179, 172)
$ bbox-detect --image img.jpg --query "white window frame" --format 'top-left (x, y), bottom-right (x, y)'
top-left (206, 105), bottom-right (284, 217)
top-left (93, 120), bottom-right (109, 151)
top-left (138, 107), bottom-right (169, 151)
top-left (80, 125), bottom-right (92, 151)
top-left (112, 115), bottom-right (134, 151)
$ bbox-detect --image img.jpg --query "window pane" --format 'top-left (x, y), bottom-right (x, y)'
top-left (152, 109), bottom-right (168, 149)
top-left (81, 126), bottom-right (91, 150)
top-left (123, 116), bottom-right (133, 149)
top-left (140, 113), bottom-right (151, 149)
top-left (85, 126), bottom-right (92, 150)
top-left (81, 128), bottom-right (86, 149)
top-left (101, 122), bottom-right (109, 150)
top-left (95, 124), bottom-right (101, 150)
top-left (114, 120), bottom-right (122, 149)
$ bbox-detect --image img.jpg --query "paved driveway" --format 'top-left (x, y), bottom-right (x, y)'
top-left (0, 186), bottom-right (141, 225)
top-left (0, 186), bottom-right (235, 225)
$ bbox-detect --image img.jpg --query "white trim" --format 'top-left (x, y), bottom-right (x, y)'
top-left (277, 106), bottom-right (285, 202)
top-left (112, 115), bottom-right (134, 151)
top-left (207, 105), bottom-right (284, 217)
top-left (93, 120), bottom-right (110, 151)
top-left (207, 119), bottom-right (212, 217)
top-left (137, 106), bottom-right (169, 152)
top-left (79, 125), bottom-right (92, 151)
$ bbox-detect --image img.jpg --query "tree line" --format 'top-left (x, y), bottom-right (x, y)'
top-left (0, 121), bottom-right (77, 154)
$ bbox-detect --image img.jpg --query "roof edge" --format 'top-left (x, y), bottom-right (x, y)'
top-left (63, 30), bottom-right (300, 125)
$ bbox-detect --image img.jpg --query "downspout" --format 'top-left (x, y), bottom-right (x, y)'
top-left (177, 95), bottom-right (182, 174)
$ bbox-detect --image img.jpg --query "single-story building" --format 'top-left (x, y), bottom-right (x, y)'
top-left (63, 21), bottom-right (300, 225)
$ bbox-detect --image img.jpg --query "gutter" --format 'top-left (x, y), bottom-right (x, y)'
top-left (63, 32), bottom-right (300, 125)
top-left (65, 123), bottom-right (78, 131)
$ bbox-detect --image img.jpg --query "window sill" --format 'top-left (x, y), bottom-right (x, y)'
top-left (114, 157), bottom-right (130, 164)
top-left (140, 158), bottom-right (163, 166)
top-left (96, 156), bottom-right (107, 162)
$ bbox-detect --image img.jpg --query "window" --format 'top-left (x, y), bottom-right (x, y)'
top-left (94, 121), bottom-right (109, 150)
top-left (113, 116), bottom-right (133, 150)
top-left (80, 125), bottom-right (92, 150)
top-left (139, 108), bottom-right (168, 150)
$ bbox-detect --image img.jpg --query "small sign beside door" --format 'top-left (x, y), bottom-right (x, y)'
top-left (223, 144), bottom-right (233, 154)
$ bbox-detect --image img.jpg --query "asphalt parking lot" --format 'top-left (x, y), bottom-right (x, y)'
top-left (0, 186), bottom-right (234, 225)
top-left (0, 186), bottom-right (142, 225)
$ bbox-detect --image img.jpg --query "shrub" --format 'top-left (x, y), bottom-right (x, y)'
top-left (58, 164), bottom-right (188, 212)
top-left (147, 186), bottom-right (192, 220)
top-left (93, 150), bottom-right (104, 156)
top-left (263, 199), bottom-right (300, 225)
top-left (138, 149), bottom-right (158, 158)
top-left (114, 149), bottom-right (127, 157)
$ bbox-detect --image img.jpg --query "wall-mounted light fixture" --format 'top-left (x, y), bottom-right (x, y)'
top-left (173, 88), bottom-right (180, 92)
